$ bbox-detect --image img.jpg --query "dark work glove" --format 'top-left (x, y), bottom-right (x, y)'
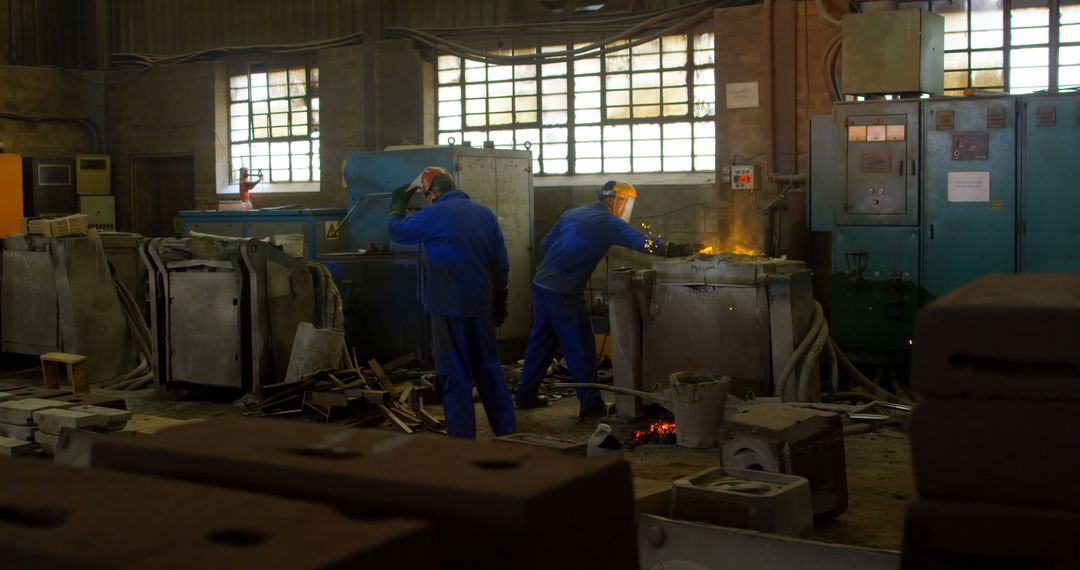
top-left (388, 183), bottom-right (417, 218)
top-left (663, 242), bottom-right (704, 258)
top-left (492, 284), bottom-right (509, 327)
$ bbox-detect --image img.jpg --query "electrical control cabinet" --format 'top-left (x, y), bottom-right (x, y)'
top-left (810, 93), bottom-right (1080, 356)
top-left (834, 101), bottom-right (921, 226)
top-left (1019, 94), bottom-right (1080, 273)
top-left (23, 157), bottom-right (76, 217)
top-left (731, 164), bottom-right (757, 191)
top-left (922, 98), bottom-right (1016, 299)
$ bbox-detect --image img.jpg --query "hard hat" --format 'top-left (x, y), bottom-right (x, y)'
top-left (598, 181), bottom-right (637, 223)
top-left (597, 180), bottom-right (637, 200)
top-left (410, 166), bottom-right (452, 195)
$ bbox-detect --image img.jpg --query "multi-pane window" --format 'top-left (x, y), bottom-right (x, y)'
top-left (436, 33), bottom-right (716, 175)
top-left (228, 60), bottom-right (320, 184)
top-left (1061, 1), bottom-right (1080, 89)
top-left (920, 0), bottom-right (1080, 95)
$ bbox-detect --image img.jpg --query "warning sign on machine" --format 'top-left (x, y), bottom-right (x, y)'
top-left (325, 221), bottom-right (341, 239)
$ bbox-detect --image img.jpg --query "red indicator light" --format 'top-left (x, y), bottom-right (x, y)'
top-left (736, 175), bottom-right (751, 183)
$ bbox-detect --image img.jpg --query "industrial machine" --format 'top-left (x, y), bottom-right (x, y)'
top-left (140, 236), bottom-right (345, 396)
top-left (1, 234), bottom-right (145, 383)
top-left (810, 91), bottom-right (1080, 356)
top-left (178, 208), bottom-right (350, 259)
top-left (0, 154), bottom-right (23, 236)
top-left (22, 157), bottom-right (76, 217)
top-left (75, 154), bottom-right (111, 195)
top-left (331, 145), bottom-right (536, 355)
top-left (608, 254), bottom-right (816, 411)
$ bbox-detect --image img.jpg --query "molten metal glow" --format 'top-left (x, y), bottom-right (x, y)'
top-left (696, 243), bottom-right (762, 256)
top-left (633, 419), bottom-right (677, 443)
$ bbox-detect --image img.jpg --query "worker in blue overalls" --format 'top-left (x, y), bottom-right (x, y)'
top-left (388, 166), bottom-right (515, 439)
top-left (514, 181), bottom-right (701, 420)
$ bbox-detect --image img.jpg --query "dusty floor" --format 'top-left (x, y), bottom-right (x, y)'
top-left (0, 359), bottom-right (913, 551)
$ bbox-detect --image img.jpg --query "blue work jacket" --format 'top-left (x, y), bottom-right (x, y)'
top-left (533, 201), bottom-right (664, 296)
top-left (388, 190), bottom-right (509, 318)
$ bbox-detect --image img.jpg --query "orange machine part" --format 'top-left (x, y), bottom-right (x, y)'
top-left (0, 154), bottom-right (24, 236)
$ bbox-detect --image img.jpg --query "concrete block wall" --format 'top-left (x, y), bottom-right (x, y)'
top-left (0, 66), bottom-right (101, 158)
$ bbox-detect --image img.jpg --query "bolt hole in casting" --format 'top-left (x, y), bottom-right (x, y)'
top-left (205, 528), bottom-right (272, 547)
top-left (0, 505), bottom-right (69, 528)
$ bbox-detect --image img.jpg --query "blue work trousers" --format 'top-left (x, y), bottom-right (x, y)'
top-left (431, 312), bottom-right (516, 439)
top-left (515, 285), bottom-right (604, 410)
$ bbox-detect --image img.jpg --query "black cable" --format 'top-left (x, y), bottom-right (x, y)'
top-left (0, 112), bottom-right (104, 153)
top-left (633, 201), bottom-right (733, 220)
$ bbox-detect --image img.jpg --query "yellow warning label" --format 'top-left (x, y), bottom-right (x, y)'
top-left (325, 221), bottom-right (341, 240)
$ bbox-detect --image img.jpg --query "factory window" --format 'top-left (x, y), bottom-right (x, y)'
top-left (228, 60), bottom-right (320, 184)
top-left (435, 33), bottom-right (716, 175)
top-left (925, 0), bottom-right (1080, 95)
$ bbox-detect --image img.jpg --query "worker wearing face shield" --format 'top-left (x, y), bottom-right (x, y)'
top-left (515, 180), bottom-right (701, 418)
top-left (387, 166), bottom-right (515, 439)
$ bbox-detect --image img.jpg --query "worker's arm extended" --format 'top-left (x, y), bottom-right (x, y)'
top-left (609, 217), bottom-right (666, 256)
top-left (387, 204), bottom-right (438, 244)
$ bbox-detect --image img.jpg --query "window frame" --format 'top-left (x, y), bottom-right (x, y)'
top-left (227, 56), bottom-right (321, 186)
top-left (434, 30), bottom-right (717, 176)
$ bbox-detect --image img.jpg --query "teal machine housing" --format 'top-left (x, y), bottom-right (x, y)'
top-left (811, 92), bottom-right (1080, 357)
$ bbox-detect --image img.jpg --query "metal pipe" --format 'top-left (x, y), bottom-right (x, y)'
top-left (550, 382), bottom-right (672, 403)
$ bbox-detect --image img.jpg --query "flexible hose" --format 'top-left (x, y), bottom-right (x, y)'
top-left (815, 0), bottom-right (843, 26)
top-left (775, 301), bottom-right (825, 399)
top-left (828, 337), bottom-right (913, 406)
top-left (796, 314), bottom-right (831, 401)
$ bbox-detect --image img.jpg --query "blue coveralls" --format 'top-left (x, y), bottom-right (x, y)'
top-left (388, 189), bottom-right (516, 439)
top-left (515, 201), bottom-right (665, 411)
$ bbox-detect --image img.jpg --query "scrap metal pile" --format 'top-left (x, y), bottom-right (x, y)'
top-left (245, 352), bottom-right (446, 434)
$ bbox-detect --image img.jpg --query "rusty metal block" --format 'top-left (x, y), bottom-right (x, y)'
top-left (720, 404), bottom-right (847, 517)
top-left (0, 456), bottom-right (436, 568)
top-left (493, 432), bottom-right (587, 456)
top-left (911, 398), bottom-right (1080, 510)
top-left (902, 500), bottom-right (1080, 569)
top-left (913, 274), bottom-right (1080, 400)
top-left (670, 466), bottom-right (814, 537)
top-left (91, 416), bottom-right (638, 570)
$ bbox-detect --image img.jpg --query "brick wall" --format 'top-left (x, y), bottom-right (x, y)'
top-left (0, 65), bottom-right (102, 158)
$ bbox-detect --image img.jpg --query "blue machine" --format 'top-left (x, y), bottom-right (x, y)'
top-left (178, 208), bottom-right (349, 260)
top-left (810, 92), bottom-right (1080, 357)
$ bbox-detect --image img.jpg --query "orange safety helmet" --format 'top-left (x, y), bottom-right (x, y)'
top-left (410, 165), bottom-right (453, 199)
top-left (598, 180), bottom-right (637, 223)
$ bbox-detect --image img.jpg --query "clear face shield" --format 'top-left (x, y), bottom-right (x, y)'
top-left (612, 195), bottom-right (636, 223)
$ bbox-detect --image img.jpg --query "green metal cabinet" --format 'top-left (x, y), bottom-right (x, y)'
top-left (830, 228), bottom-right (921, 352)
top-left (834, 101), bottom-right (921, 226)
top-left (921, 98), bottom-right (1017, 299)
top-left (1019, 94), bottom-right (1080, 272)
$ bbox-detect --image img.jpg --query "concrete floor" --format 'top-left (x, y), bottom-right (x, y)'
top-left (0, 357), bottom-right (913, 551)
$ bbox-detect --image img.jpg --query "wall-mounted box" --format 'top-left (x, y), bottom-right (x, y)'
top-left (841, 10), bottom-right (944, 96)
top-left (79, 195), bottom-right (116, 232)
top-left (76, 154), bottom-right (111, 195)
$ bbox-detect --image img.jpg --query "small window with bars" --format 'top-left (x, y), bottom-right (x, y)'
top-left (228, 60), bottom-right (320, 185)
top-left (436, 32), bottom-right (716, 175)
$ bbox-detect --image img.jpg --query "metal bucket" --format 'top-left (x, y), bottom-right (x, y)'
top-left (670, 372), bottom-right (731, 448)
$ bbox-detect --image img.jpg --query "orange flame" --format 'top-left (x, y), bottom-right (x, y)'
top-left (633, 419), bottom-right (677, 442)
top-left (696, 243), bottom-right (762, 256)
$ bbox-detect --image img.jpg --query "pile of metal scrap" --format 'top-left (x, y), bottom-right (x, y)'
top-left (246, 352), bottom-right (445, 434)
top-left (1, 233), bottom-right (152, 388)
